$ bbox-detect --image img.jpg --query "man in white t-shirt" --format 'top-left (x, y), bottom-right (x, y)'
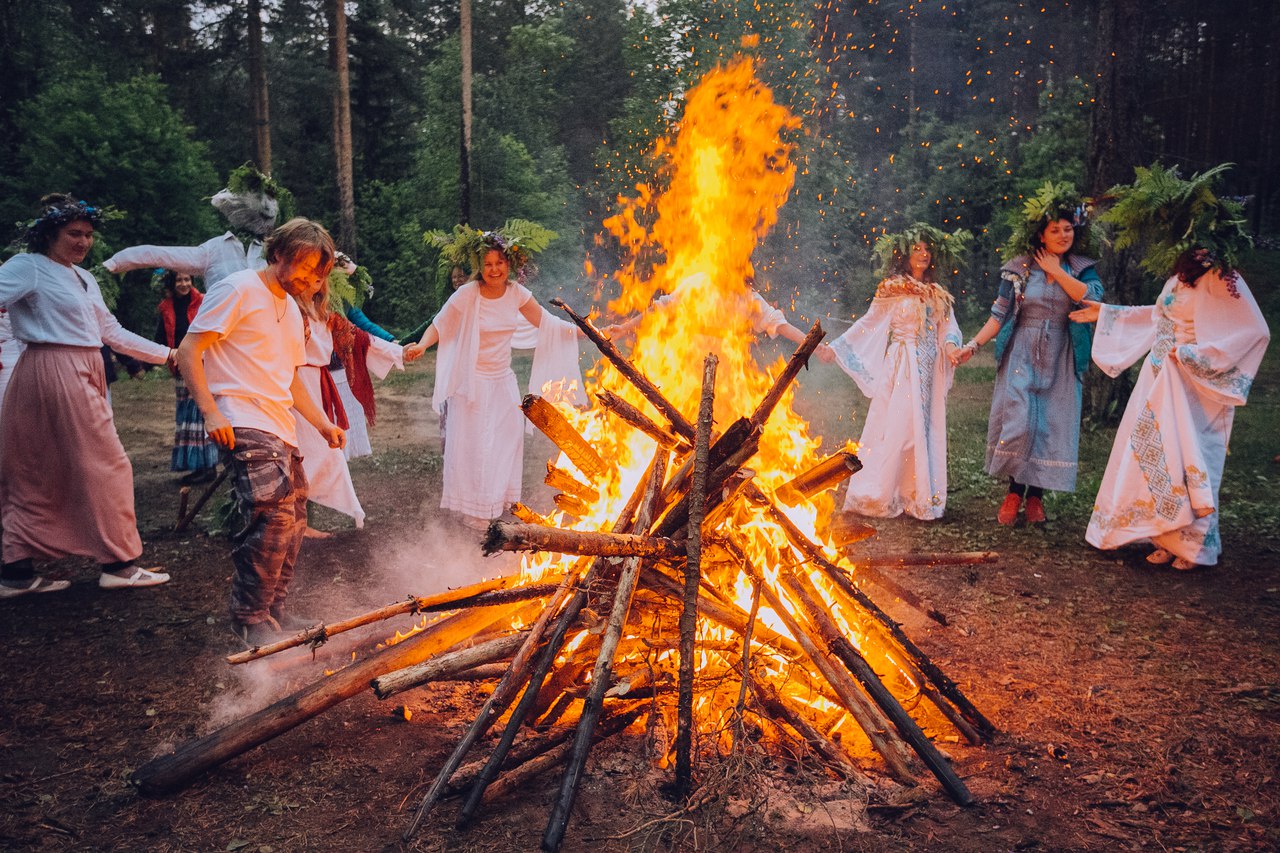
top-left (178, 218), bottom-right (345, 647)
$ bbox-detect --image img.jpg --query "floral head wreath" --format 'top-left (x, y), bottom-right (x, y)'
top-left (1003, 181), bottom-right (1100, 261)
top-left (211, 162), bottom-right (295, 238)
top-left (1100, 162), bottom-right (1251, 279)
top-left (424, 219), bottom-right (558, 285)
top-left (873, 223), bottom-right (972, 279)
top-left (21, 198), bottom-right (104, 250)
top-left (327, 251), bottom-right (374, 312)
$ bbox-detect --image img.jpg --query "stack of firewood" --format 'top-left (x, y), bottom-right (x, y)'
top-left (131, 305), bottom-right (994, 851)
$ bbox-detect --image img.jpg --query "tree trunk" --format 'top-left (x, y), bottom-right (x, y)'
top-left (328, 0), bottom-right (356, 253)
top-left (1085, 0), bottom-right (1144, 423)
top-left (246, 0), bottom-right (271, 173)
top-left (459, 0), bottom-right (473, 224)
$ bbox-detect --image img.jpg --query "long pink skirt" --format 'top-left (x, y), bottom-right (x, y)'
top-left (0, 345), bottom-right (142, 564)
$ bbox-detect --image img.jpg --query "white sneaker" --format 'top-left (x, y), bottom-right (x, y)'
top-left (0, 577), bottom-right (71, 599)
top-left (99, 566), bottom-right (170, 590)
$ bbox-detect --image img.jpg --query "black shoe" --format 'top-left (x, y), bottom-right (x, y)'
top-left (230, 619), bottom-right (280, 648)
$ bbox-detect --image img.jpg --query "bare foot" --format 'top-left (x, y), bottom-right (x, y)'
top-left (304, 527), bottom-right (333, 540)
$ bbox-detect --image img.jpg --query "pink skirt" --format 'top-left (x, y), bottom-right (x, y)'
top-left (0, 344), bottom-right (142, 564)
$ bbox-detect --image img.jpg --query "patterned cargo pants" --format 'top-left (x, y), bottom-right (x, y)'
top-left (225, 428), bottom-right (308, 625)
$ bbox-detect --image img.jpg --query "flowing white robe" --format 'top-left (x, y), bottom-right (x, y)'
top-left (1085, 273), bottom-right (1269, 565)
top-left (431, 282), bottom-right (583, 519)
top-left (294, 322), bottom-right (404, 527)
top-left (831, 275), bottom-right (961, 519)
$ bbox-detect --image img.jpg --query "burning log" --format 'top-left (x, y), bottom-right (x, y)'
top-left (777, 449), bottom-right (862, 506)
top-left (675, 353), bottom-right (717, 798)
top-left (511, 502), bottom-right (552, 525)
top-left (225, 575), bottom-right (555, 665)
top-left (755, 491), bottom-right (996, 741)
top-left (552, 493), bottom-right (589, 518)
top-left (551, 297), bottom-right (696, 442)
top-left (751, 677), bottom-right (869, 783)
top-left (595, 389), bottom-right (689, 452)
top-left (402, 569), bottom-right (583, 839)
top-left (545, 462), bottom-right (600, 505)
top-left (372, 631), bottom-right (531, 700)
top-left (749, 321), bottom-right (825, 429)
top-left (131, 603), bottom-right (520, 796)
top-left (522, 394), bottom-right (608, 481)
top-left (483, 520), bottom-right (683, 560)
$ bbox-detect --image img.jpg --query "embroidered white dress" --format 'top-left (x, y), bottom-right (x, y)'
top-left (431, 282), bottom-right (583, 520)
top-left (831, 275), bottom-right (962, 519)
top-left (1085, 273), bottom-right (1269, 565)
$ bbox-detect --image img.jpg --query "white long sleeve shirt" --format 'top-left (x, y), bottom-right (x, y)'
top-left (0, 253), bottom-right (170, 363)
top-left (103, 232), bottom-right (265, 292)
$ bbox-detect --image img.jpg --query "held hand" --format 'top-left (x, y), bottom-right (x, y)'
top-left (402, 343), bottom-right (424, 364)
top-left (815, 342), bottom-right (836, 364)
top-left (321, 423), bottom-right (346, 450)
top-left (166, 348), bottom-right (180, 370)
top-left (950, 343), bottom-right (975, 366)
top-left (1068, 300), bottom-right (1102, 323)
top-left (1034, 248), bottom-right (1064, 278)
top-left (205, 412), bottom-right (236, 450)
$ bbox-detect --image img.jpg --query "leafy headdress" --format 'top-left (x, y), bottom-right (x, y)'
top-left (1003, 180), bottom-right (1100, 261)
top-left (873, 223), bottom-right (972, 280)
top-left (327, 252), bottom-right (374, 313)
top-left (1100, 162), bottom-right (1251, 279)
top-left (210, 162), bottom-right (295, 238)
top-left (424, 219), bottom-right (558, 285)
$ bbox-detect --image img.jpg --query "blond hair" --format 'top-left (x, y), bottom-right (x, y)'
top-left (264, 218), bottom-right (336, 277)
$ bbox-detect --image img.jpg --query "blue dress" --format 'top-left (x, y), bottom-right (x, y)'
top-left (985, 257), bottom-right (1102, 492)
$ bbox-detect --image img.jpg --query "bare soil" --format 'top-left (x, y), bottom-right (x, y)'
top-left (1, 350), bottom-right (1277, 852)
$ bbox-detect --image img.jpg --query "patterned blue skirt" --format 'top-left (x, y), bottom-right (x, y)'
top-left (172, 374), bottom-right (220, 471)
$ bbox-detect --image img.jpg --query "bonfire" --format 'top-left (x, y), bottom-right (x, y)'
top-left (132, 58), bottom-right (993, 850)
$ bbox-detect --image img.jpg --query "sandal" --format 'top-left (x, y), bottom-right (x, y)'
top-left (1145, 548), bottom-right (1174, 565)
top-left (0, 576), bottom-right (71, 599)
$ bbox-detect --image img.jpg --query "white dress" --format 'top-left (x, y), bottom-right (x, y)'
top-left (0, 308), bottom-right (21, 416)
top-left (293, 321), bottom-right (404, 527)
top-left (431, 282), bottom-right (583, 520)
top-left (1085, 273), bottom-right (1269, 565)
top-left (830, 275), bottom-right (961, 519)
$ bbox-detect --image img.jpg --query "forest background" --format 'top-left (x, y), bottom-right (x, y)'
top-left (1, 0), bottom-right (1276, 360)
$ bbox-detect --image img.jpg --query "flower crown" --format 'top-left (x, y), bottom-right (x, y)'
top-left (22, 198), bottom-right (103, 247)
top-left (873, 223), bottom-right (972, 279)
top-left (424, 219), bottom-right (558, 284)
top-left (1003, 181), bottom-right (1100, 260)
top-left (1100, 162), bottom-right (1251, 279)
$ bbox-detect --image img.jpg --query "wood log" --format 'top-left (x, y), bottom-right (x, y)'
top-left (860, 551), bottom-right (999, 568)
top-left (552, 493), bottom-right (589, 518)
top-left (595, 389), bottom-right (688, 452)
top-left (454, 453), bottom-right (663, 828)
top-left (542, 446), bottom-right (668, 853)
top-left (775, 559), bottom-right (975, 806)
top-left (777, 449), bottom-right (862, 506)
top-left (675, 353), bottom-right (716, 798)
top-left (225, 575), bottom-right (550, 665)
top-left (483, 520), bottom-right (682, 560)
top-left (749, 321), bottom-right (824, 429)
top-left (176, 486), bottom-right (190, 526)
top-left (173, 465), bottom-right (230, 532)
top-left (439, 663), bottom-right (510, 682)
top-left (521, 394), bottom-right (608, 481)
top-left (545, 462), bottom-right (600, 505)
top-left (551, 297), bottom-right (696, 441)
top-left (756, 491), bottom-right (996, 740)
top-left (511, 502), bottom-right (552, 526)
top-left (131, 603), bottom-right (513, 796)
top-left (725, 543), bottom-right (918, 785)
top-left (372, 631), bottom-right (528, 699)
top-left (752, 678), bottom-right (869, 783)
top-left (402, 569), bottom-right (582, 840)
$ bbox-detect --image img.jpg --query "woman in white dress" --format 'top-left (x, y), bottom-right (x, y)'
top-left (404, 227), bottom-right (583, 529)
top-left (291, 267), bottom-right (415, 531)
top-left (1070, 164), bottom-right (1268, 570)
top-left (830, 224), bottom-right (968, 519)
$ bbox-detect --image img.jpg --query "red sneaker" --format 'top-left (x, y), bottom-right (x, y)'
top-left (997, 493), bottom-right (1022, 525)
top-left (1025, 496), bottom-right (1046, 524)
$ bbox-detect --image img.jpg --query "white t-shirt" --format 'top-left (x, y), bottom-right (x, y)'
top-left (187, 268), bottom-right (306, 446)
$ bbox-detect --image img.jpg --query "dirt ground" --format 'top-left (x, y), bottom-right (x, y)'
top-left (1, 349), bottom-right (1278, 852)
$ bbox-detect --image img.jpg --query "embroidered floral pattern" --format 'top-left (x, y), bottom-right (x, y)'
top-left (1129, 404), bottom-right (1187, 522)
top-left (1177, 346), bottom-right (1254, 399)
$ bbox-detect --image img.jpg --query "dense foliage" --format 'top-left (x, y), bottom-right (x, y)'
top-left (1, 0), bottom-right (1274, 337)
